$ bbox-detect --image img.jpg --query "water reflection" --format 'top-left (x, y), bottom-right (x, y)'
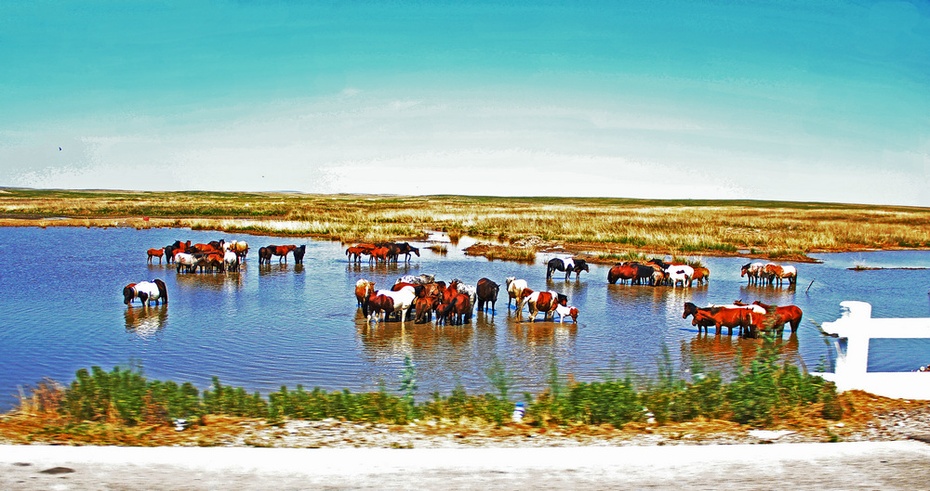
top-left (681, 332), bottom-right (801, 375)
top-left (174, 272), bottom-right (244, 291)
top-left (124, 305), bottom-right (168, 337)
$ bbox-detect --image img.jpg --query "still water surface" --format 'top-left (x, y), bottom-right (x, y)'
top-left (2, 226), bottom-right (929, 411)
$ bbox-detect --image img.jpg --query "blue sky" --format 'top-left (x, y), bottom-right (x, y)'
top-left (1, 1), bottom-right (928, 205)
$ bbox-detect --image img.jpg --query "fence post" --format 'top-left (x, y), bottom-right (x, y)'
top-left (820, 301), bottom-right (873, 392)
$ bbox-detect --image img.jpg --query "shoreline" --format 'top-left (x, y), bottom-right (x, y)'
top-left (3, 215), bottom-right (928, 265)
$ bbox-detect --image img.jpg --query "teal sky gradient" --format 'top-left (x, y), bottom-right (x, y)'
top-left (2, 1), bottom-right (928, 205)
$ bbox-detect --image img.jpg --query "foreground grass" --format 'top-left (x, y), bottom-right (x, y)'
top-left (0, 343), bottom-right (853, 446)
top-left (2, 188), bottom-right (930, 261)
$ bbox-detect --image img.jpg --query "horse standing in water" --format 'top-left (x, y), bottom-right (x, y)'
top-left (505, 277), bottom-right (528, 315)
top-left (146, 248), bottom-right (164, 264)
top-left (265, 244), bottom-right (298, 264)
top-left (546, 258), bottom-right (589, 280)
top-left (475, 278), bottom-right (500, 314)
top-left (293, 245), bottom-right (307, 265)
top-left (123, 279), bottom-right (168, 307)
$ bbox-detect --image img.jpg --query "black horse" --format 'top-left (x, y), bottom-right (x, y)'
top-left (476, 278), bottom-right (500, 314)
top-left (293, 244), bottom-right (307, 264)
top-left (546, 258), bottom-right (589, 280)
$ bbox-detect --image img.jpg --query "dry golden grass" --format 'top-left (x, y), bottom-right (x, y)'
top-left (2, 188), bottom-right (929, 260)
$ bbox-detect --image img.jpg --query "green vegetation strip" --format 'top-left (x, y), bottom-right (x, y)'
top-left (12, 343), bottom-right (841, 440)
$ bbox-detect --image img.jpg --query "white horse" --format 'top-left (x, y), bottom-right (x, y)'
top-left (369, 285), bottom-right (417, 324)
top-left (223, 250), bottom-right (240, 272)
top-left (505, 277), bottom-right (528, 314)
top-left (174, 252), bottom-right (198, 274)
top-left (665, 264), bottom-right (694, 287)
top-left (555, 304), bottom-right (579, 323)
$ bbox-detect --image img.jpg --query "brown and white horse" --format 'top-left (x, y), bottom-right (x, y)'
top-left (123, 279), bottom-right (168, 307)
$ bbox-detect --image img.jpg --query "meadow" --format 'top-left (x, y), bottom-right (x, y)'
top-left (2, 188), bottom-right (930, 262)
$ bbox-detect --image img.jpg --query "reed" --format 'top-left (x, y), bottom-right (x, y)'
top-left (2, 188), bottom-right (929, 260)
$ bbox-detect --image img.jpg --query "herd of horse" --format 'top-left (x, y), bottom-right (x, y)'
top-left (131, 238), bottom-right (802, 338)
top-left (606, 258), bottom-right (711, 287)
top-left (356, 274), bottom-right (580, 326)
top-left (345, 242), bottom-right (421, 264)
top-left (681, 300), bottom-right (803, 338)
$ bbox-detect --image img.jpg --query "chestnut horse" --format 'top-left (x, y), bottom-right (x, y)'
top-left (763, 263), bottom-right (797, 286)
top-left (752, 301), bottom-right (804, 333)
top-left (265, 244), bottom-right (298, 264)
top-left (691, 266), bottom-right (710, 286)
top-left (146, 248), bottom-right (164, 264)
top-left (607, 262), bottom-right (638, 285)
top-left (683, 302), bottom-right (760, 337)
top-left (355, 279), bottom-right (375, 307)
top-left (346, 246), bottom-right (366, 263)
top-left (123, 279), bottom-right (168, 306)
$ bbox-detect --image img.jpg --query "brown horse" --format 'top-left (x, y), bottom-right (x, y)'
top-left (265, 244), bottom-right (298, 264)
top-left (685, 303), bottom-right (757, 336)
top-left (607, 262), bottom-right (639, 284)
top-left (752, 301), bottom-right (804, 333)
top-left (475, 278), bottom-right (500, 314)
top-left (355, 279), bottom-right (375, 307)
top-left (258, 247), bottom-right (273, 265)
top-left (146, 248), bottom-right (164, 264)
top-left (691, 267), bottom-right (710, 286)
top-left (368, 246), bottom-right (390, 264)
top-left (346, 246), bottom-right (366, 263)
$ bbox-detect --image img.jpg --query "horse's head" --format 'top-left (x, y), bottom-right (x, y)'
top-left (122, 284), bottom-right (137, 305)
top-left (575, 260), bottom-right (589, 272)
top-left (682, 302), bottom-right (696, 318)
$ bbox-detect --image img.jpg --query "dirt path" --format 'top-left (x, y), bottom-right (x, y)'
top-left (3, 441), bottom-right (930, 490)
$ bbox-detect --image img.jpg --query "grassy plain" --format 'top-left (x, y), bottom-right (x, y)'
top-left (2, 188), bottom-right (929, 261)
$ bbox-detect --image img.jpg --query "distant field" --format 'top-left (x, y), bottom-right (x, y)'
top-left (2, 188), bottom-right (929, 261)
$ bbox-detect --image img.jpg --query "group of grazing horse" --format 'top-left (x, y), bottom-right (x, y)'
top-left (258, 244), bottom-right (306, 265)
top-left (506, 276), bottom-right (580, 323)
top-left (358, 275), bottom-right (489, 326)
top-left (152, 239), bottom-right (246, 274)
top-left (123, 279), bottom-right (168, 307)
top-left (682, 300), bottom-right (803, 338)
top-left (740, 262), bottom-right (798, 286)
top-left (545, 258), bottom-right (590, 281)
top-left (346, 242), bottom-right (420, 265)
top-left (357, 274), bottom-right (578, 326)
top-left (607, 259), bottom-right (709, 287)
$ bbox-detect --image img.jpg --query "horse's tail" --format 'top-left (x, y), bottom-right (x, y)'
top-left (154, 279), bottom-right (168, 305)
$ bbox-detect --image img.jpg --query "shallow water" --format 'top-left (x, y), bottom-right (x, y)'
top-left (1, 227), bottom-right (929, 411)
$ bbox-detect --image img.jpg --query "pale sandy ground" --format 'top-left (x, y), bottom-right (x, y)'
top-left (3, 441), bottom-right (930, 490)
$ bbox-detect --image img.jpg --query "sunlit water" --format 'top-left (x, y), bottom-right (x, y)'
top-left (1, 227), bottom-right (929, 411)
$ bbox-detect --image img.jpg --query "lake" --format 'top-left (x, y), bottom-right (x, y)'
top-left (1, 226), bottom-right (929, 411)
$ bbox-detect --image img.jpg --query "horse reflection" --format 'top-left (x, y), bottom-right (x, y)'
top-left (509, 322), bottom-right (577, 347)
top-left (682, 332), bottom-right (800, 374)
top-left (124, 304), bottom-right (168, 337)
top-left (355, 312), bottom-right (473, 354)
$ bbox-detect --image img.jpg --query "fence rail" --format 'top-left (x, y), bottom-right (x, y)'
top-left (814, 301), bottom-right (930, 400)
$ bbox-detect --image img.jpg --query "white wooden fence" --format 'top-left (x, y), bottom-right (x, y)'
top-left (814, 301), bottom-right (930, 400)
